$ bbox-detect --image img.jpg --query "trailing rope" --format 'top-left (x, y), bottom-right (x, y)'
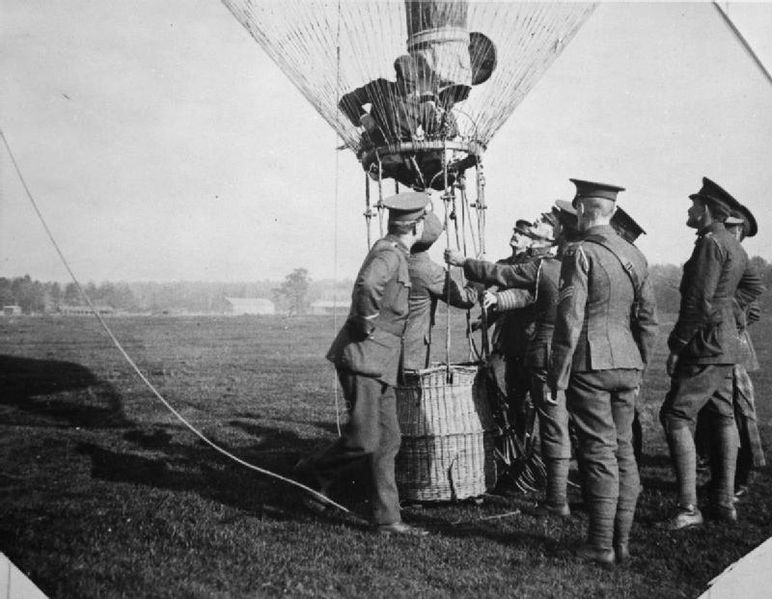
top-left (0, 128), bottom-right (351, 516)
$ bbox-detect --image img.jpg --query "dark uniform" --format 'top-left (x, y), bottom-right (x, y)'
top-left (549, 180), bottom-right (658, 562)
top-left (302, 193), bottom-right (428, 530)
top-left (403, 212), bottom-right (478, 370)
top-left (610, 206), bottom-right (648, 464)
top-left (662, 183), bottom-right (765, 524)
top-left (464, 250), bottom-right (570, 509)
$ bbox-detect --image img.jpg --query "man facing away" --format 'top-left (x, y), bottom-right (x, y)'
top-left (403, 210), bottom-right (478, 371)
top-left (297, 191), bottom-right (429, 536)
top-left (548, 179), bottom-right (658, 566)
top-left (659, 178), bottom-right (764, 530)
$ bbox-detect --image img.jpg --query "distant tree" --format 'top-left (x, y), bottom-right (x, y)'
top-left (273, 268), bottom-right (311, 316)
top-left (0, 278), bottom-right (13, 306)
top-left (64, 282), bottom-right (80, 306)
top-left (48, 282), bottom-right (62, 310)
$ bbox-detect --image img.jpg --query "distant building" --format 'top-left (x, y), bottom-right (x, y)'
top-left (3, 305), bottom-right (22, 316)
top-left (224, 297), bottom-right (275, 315)
top-left (310, 299), bottom-right (350, 316)
top-left (60, 305), bottom-right (115, 316)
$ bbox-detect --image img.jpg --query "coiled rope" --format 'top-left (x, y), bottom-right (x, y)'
top-left (0, 128), bottom-right (351, 515)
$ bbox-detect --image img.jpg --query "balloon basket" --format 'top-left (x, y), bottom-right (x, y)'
top-left (395, 363), bottom-right (499, 502)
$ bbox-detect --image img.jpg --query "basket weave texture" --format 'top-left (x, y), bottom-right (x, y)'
top-left (395, 364), bottom-right (499, 501)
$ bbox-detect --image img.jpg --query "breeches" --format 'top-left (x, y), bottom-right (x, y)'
top-left (660, 363), bottom-right (734, 432)
top-left (531, 369), bottom-right (570, 459)
top-left (313, 369), bottom-right (402, 525)
top-left (567, 369), bottom-right (641, 511)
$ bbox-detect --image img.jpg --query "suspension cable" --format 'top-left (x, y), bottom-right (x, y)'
top-left (0, 128), bottom-right (351, 515)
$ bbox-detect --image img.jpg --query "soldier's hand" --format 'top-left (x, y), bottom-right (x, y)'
top-left (544, 385), bottom-right (558, 406)
top-left (482, 291), bottom-right (498, 310)
top-left (444, 249), bottom-right (465, 266)
top-left (666, 352), bottom-right (679, 377)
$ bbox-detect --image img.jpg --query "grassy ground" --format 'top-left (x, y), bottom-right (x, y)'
top-left (1, 314), bottom-right (770, 598)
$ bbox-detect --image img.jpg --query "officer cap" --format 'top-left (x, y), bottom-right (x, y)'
top-left (382, 191), bottom-right (430, 223)
top-left (610, 206), bottom-right (646, 243)
top-left (733, 203), bottom-right (758, 238)
top-left (539, 210), bottom-right (559, 229)
top-left (411, 211), bottom-right (444, 252)
top-left (553, 199), bottom-right (579, 231)
top-left (526, 220), bottom-right (556, 242)
top-left (513, 219), bottom-right (533, 236)
top-left (688, 177), bottom-right (741, 219)
top-left (570, 179), bottom-right (625, 206)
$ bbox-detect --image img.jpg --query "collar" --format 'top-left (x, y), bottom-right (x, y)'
top-left (385, 234), bottom-right (410, 255)
top-left (696, 222), bottom-right (726, 237)
top-left (582, 224), bottom-right (616, 237)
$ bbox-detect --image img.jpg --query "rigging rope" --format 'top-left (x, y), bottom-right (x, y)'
top-left (332, 0), bottom-right (343, 438)
top-left (0, 129), bottom-right (351, 516)
top-left (713, 2), bottom-right (772, 86)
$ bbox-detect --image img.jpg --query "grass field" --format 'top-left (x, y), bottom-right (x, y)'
top-left (1, 313), bottom-right (771, 598)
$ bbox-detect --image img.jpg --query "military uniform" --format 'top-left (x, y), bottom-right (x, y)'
top-left (660, 178), bottom-right (764, 525)
top-left (549, 179), bottom-right (658, 561)
top-left (402, 212), bottom-right (478, 370)
top-left (465, 252), bottom-right (571, 509)
top-left (303, 193), bottom-right (427, 529)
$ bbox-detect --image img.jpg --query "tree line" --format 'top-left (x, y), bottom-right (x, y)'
top-left (3, 257), bottom-right (772, 316)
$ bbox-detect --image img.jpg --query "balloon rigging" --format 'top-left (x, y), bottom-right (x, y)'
top-left (222, 0), bottom-right (597, 494)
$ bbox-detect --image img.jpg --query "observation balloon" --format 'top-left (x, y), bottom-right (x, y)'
top-left (222, 1), bottom-right (595, 190)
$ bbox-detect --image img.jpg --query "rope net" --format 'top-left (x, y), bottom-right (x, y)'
top-left (222, 1), bottom-right (595, 161)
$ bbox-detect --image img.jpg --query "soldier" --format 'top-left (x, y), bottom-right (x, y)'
top-left (403, 210), bottom-right (478, 370)
top-left (296, 192), bottom-right (429, 536)
top-left (609, 206), bottom-right (647, 465)
top-left (693, 207), bottom-right (765, 501)
top-left (658, 177), bottom-right (764, 530)
top-left (724, 208), bottom-right (765, 498)
top-left (483, 219), bottom-right (540, 455)
top-left (445, 201), bottom-right (579, 517)
top-left (548, 179), bottom-right (658, 566)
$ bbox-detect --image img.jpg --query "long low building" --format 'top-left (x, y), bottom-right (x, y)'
top-left (224, 297), bottom-right (275, 315)
top-left (309, 300), bottom-right (350, 316)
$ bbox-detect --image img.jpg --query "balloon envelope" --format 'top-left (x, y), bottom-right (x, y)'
top-left (222, 1), bottom-right (595, 157)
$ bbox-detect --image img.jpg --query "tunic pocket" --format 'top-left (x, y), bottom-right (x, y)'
top-left (683, 322), bottom-right (722, 359)
top-left (339, 327), bottom-right (400, 377)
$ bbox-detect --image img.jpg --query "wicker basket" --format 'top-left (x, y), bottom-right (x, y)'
top-left (395, 363), bottom-right (499, 502)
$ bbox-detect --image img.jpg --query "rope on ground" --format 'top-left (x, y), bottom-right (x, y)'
top-left (0, 128), bottom-right (351, 515)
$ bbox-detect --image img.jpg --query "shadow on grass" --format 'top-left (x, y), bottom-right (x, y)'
top-left (76, 421), bottom-right (373, 528)
top-left (76, 421), bottom-right (558, 545)
top-left (0, 354), bottom-right (128, 428)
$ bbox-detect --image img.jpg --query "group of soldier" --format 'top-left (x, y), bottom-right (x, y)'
top-left (295, 176), bottom-right (765, 568)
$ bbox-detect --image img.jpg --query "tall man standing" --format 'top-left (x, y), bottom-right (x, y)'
top-left (659, 178), bottom-right (764, 529)
top-left (298, 192), bottom-right (429, 536)
top-left (548, 179), bottom-right (658, 566)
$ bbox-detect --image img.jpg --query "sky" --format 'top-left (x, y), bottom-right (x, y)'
top-left (2, 1), bottom-right (772, 284)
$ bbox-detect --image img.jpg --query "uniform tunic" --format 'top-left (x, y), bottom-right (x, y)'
top-left (403, 251), bottom-right (477, 370)
top-left (464, 255), bottom-right (570, 460)
top-left (662, 222), bottom-right (763, 423)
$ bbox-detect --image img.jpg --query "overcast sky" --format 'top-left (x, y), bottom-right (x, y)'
top-left (2, 1), bottom-right (772, 283)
